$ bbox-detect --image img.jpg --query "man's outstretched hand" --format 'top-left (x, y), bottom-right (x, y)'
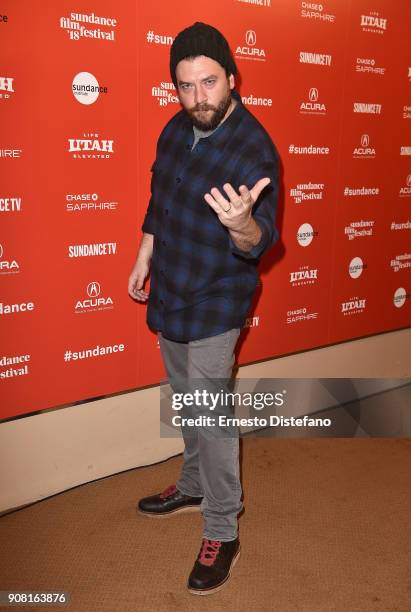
top-left (204, 177), bottom-right (270, 231)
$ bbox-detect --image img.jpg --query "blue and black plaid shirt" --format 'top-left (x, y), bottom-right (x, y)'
top-left (142, 88), bottom-right (279, 342)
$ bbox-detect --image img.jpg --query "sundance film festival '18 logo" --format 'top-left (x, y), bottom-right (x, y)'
top-left (235, 30), bottom-right (266, 61)
top-left (59, 12), bottom-right (117, 41)
top-left (353, 134), bottom-right (376, 159)
top-left (151, 81), bottom-right (179, 107)
top-left (75, 281), bottom-right (114, 313)
top-left (0, 76), bottom-right (14, 100)
top-left (390, 254), bottom-right (411, 273)
top-left (300, 87), bottom-right (326, 115)
top-left (68, 133), bottom-right (114, 159)
top-left (360, 12), bottom-right (387, 34)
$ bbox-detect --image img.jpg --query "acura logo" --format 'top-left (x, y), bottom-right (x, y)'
top-left (87, 281), bottom-right (101, 297)
top-left (407, 174), bottom-right (411, 187)
top-left (309, 87), bottom-right (318, 102)
top-left (0, 244), bottom-right (3, 259)
top-left (245, 30), bottom-right (256, 46)
top-left (361, 134), bottom-right (370, 147)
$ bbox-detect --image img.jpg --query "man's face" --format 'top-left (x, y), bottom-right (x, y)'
top-left (176, 55), bottom-right (235, 131)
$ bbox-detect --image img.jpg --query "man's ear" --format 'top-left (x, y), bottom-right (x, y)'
top-left (229, 74), bottom-right (235, 89)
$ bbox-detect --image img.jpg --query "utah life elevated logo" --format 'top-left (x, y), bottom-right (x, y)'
top-left (235, 30), bottom-right (266, 62)
top-left (360, 12), bottom-right (387, 35)
top-left (68, 132), bottom-right (114, 159)
top-left (300, 88), bottom-right (326, 116)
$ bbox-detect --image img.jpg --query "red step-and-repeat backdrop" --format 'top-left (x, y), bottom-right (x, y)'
top-left (1, 0), bottom-right (410, 420)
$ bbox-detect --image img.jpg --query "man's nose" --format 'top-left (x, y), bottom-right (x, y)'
top-left (193, 84), bottom-right (207, 105)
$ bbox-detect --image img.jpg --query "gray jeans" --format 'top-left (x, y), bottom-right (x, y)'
top-left (158, 328), bottom-right (243, 541)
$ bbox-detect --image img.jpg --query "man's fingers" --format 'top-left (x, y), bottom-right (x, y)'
top-left (249, 177), bottom-right (271, 203)
top-left (204, 187), bottom-right (230, 213)
top-left (222, 183), bottom-right (242, 205)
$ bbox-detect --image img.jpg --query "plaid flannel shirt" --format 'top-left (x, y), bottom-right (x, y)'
top-left (141, 88), bottom-right (279, 342)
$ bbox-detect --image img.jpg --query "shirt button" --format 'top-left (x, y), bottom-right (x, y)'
top-left (176, 177), bottom-right (181, 183)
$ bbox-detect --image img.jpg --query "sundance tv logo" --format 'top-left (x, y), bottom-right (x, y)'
top-left (235, 30), bottom-right (266, 61)
top-left (297, 223), bottom-right (317, 247)
top-left (393, 287), bottom-right (408, 308)
top-left (68, 133), bottom-right (114, 159)
top-left (72, 72), bottom-right (107, 105)
top-left (300, 87), bottom-right (326, 115)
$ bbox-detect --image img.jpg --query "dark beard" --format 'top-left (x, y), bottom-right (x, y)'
top-left (187, 90), bottom-right (233, 131)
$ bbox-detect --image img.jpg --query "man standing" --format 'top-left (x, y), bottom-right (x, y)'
top-left (128, 22), bottom-right (279, 595)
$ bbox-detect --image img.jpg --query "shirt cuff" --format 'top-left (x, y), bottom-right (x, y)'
top-left (229, 220), bottom-right (268, 260)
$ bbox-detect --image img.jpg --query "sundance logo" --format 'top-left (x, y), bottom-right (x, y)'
top-left (72, 72), bottom-right (107, 105)
top-left (353, 134), bottom-right (376, 159)
top-left (235, 30), bottom-right (266, 61)
top-left (400, 146), bottom-right (411, 156)
top-left (360, 13), bottom-right (387, 34)
top-left (75, 281), bottom-right (114, 313)
top-left (348, 257), bottom-right (366, 279)
top-left (393, 287), bottom-right (408, 308)
top-left (68, 242), bottom-right (117, 257)
top-left (297, 222), bottom-right (317, 247)
top-left (300, 87), bottom-right (326, 115)
top-left (68, 133), bottom-right (114, 159)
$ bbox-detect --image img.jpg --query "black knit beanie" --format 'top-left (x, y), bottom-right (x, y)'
top-left (170, 22), bottom-right (238, 88)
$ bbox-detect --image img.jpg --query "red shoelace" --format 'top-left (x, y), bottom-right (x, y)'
top-left (198, 539), bottom-right (222, 566)
top-left (159, 484), bottom-right (177, 499)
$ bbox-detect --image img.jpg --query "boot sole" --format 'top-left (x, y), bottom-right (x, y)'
top-left (187, 546), bottom-right (241, 596)
top-left (136, 505), bottom-right (202, 518)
